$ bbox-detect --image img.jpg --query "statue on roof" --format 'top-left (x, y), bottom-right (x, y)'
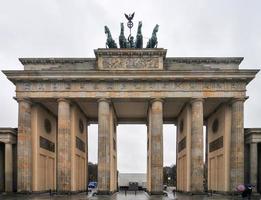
top-left (105, 26), bottom-right (117, 48)
top-left (104, 13), bottom-right (159, 49)
top-left (135, 21), bottom-right (143, 48)
top-left (146, 24), bottom-right (159, 48)
top-left (124, 12), bottom-right (135, 22)
top-left (127, 36), bottom-right (135, 48)
top-left (119, 23), bottom-right (127, 48)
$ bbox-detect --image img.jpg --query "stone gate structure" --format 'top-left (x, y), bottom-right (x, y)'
top-left (2, 48), bottom-right (259, 194)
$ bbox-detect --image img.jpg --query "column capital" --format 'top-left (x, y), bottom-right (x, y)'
top-left (57, 98), bottom-right (70, 103)
top-left (5, 139), bottom-right (16, 145)
top-left (97, 98), bottom-right (111, 104)
top-left (190, 98), bottom-right (205, 104)
top-left (150, 98), bottom-right (164, 104)
top-left (229, 97), bottom-right (247, 104)
top-left (15, 97), bottom-right (32, 105)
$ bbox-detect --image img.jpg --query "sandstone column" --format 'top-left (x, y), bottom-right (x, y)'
top-left (150, 99), bottom-right (163, 194)
top-left (146, 122), bottom-right (151, 192)
top-left (190, 98), bottom-right (204, 192)
top-left (86, 122), bottom-right (89, 192)
top-left (5, 143), bottom-right (13, 192)
top-left (17, 98), bottom-right (32, 192)
top-left (57, 98), bottom-right (71, 192)
top-left (97, 99), bottom-right (111, 194)
top-left (230, 98), bottom-right (244, 191)
top-left (250, 143), bottom-right (257, 191)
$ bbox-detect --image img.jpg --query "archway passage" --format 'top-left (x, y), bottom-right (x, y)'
top-left (117, 125), bottom-right (147, 191)
top-left (117, 125), bottom-right (147, 174)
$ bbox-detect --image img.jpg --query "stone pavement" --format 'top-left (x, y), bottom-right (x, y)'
top-left (0, 191), bottom-right (261, 200)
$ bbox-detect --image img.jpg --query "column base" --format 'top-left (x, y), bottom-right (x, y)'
top-left (176, 190), bottom-right (206, 195)
top-left (56, 190), bottom-right (87, 195)
top-left (97, 190), bottom-right (117, 195)
top-left (16, 190), bottom-right (32, 194)
top-left (146, 190), bottom-right (164, 195)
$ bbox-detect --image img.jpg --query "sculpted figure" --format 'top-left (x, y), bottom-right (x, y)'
top-left (119, 23), bottom-right (127, 48)
top-left (104, 26), bottom-right (117, 48)
top-left (135, 21), bottom-right (143, 48)
top-left (127, 36), bottom-right (135, 48)
top-left (146, 24), bottom-right (159, 48)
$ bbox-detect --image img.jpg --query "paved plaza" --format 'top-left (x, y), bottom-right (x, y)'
top-left (0, 191), bottom-right (261, 200)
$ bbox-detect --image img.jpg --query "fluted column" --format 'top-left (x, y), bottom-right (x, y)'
top-left (250, 143), bottom-right (257, 192)
top-left (97, 98), bottom-right (111, 194)
top-left (190, 98), bottom-right (204, 192)
top-left (150, 99), bottom-right (163, 194)
top-left (5, 143), bottom-right (13, 192)
top-left (57, 98), bottom-right (71, 192)
top-left (17, 98), bottom-right (32, 192)
top-left (230, 98), bottom-right (244, 191)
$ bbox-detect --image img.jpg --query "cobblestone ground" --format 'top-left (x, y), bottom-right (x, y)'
top-left (0, 191), bottom-right (260, 200)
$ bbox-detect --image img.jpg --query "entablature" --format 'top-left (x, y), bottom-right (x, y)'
top-left (3, 69), bottom-right (258, 83)
top-left (0, 128), bottom-right (17, 144)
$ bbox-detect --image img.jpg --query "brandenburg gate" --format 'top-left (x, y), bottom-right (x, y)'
top-left (2, 15), bottom-right (260, 195)
top-left (3, 48), bottom-right (258, 194)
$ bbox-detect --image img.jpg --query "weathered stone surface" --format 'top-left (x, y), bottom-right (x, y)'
top-left (206, 104), bottom-right (231, 192)
top-left (190, 99), bottom-right (204, 192)
top-left (5, 143), bottom-right (13, 192)
top-left (230, 98), bottom-right (244, 191)
top-left (0, 143), bottom-right (4, 192)
top-left (148, 99), bottom-right (163, 194)
top-left (0, 128), bottom-right (17, 192)
top-left (250, 143), bottom-right (258, 192)
top-left (244, 128), bottom-right (261, 192)
top-left (13, 80), bottom-right (248, 100)
top-left (57, 99), bottom-right (71, 192)
top-left (98, 99), bottom-right (116, 194)
top-left (17, 99), bottom-right (32, 192)
top-left (176, 105), bottom-right (191, 192)
top-left (1, 49), bottom-right (259, 194)
top-left (95, 49), bottom-right (166, 70)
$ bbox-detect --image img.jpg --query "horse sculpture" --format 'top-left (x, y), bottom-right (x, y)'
top-left (135, 21), bottom-right (143, 48)
top-left (104, 26), bottom-right (117, 48)
top-left (146, 24), bottom-right (159, 48)
top-left (119, 23), bottom-right (127, 48)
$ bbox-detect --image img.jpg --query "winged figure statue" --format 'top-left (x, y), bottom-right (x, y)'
top-left (124, 12), bottom-right (135, 21)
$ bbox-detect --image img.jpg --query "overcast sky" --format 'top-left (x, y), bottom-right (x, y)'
top-left (0, 0), bottom-right (261, 173)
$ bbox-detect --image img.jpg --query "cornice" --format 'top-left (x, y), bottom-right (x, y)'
top-left (165, 57), bottom-right (244, 65)
top-left (2, 69), bottom-right (259, 83)
top-left (94, 48), bottom-right (167, 58)
top-left (0, 128), bottom-right (17, 136)
top-left (18, 57), bottom-right (244, 65)
top-left (19, 58), bottom-right (96, 65)
top-left (245, 128), bottom-right (261, 135)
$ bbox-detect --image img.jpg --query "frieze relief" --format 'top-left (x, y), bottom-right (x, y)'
top-left (16, 81), bottom-right (246, 92)
top-left (100, 57), bottom-right (160, 70)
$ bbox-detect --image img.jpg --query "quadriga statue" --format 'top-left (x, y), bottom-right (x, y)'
top-left (119, 23), bottom-right (127, 48)
top-left (146, 24), bottom-right (159, 48)
top-left (104, 26), bottom-right (117, 48)
top-left (135, 21), bottom-right (143, 48)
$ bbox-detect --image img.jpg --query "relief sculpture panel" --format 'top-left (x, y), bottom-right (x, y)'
top-left (101, 57), bottom-right (160, 70)
top-left (95, 49), bottom-right (166, 70)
